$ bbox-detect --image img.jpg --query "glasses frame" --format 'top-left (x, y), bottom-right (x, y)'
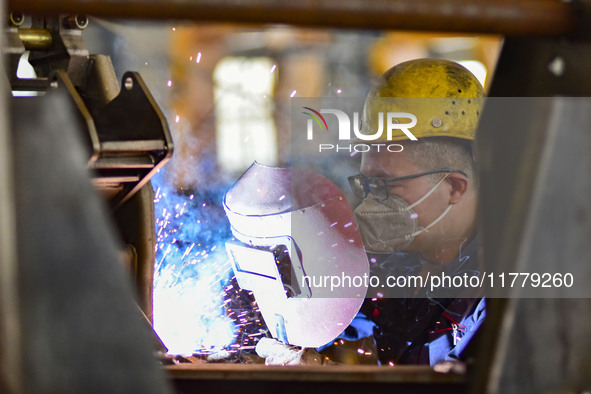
top-left (348, 168), bottom-right (468, 200)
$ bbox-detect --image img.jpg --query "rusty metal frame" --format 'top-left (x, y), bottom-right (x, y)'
top-left (168, 364), bottom-right (467, 394)
top-left (5, 17), bottom-right (174, 209)
top-left (9, 0), bottom-right (579, 36)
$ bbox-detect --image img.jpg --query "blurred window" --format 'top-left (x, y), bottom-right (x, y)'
top-left (213, 56), bottom-right (278, 174)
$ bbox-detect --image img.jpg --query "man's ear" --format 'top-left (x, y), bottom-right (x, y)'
top-left (446, 172), bottom-right (469, 204)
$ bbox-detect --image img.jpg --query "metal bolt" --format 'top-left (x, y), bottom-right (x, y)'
top-left (431, 117), bottom-right (443, 128)
top-left (124, 77), bottom-right (134, 90)
top-left (64, 14), bottom-right (88, 30)
top-left (9, 12), bottom-right (24, 27)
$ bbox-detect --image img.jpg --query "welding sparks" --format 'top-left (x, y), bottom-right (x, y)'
top-left (153, 264), bottom-right (235, 354)
top-left (175, 115), bottom-right (180, 123)
top-left (270, 64), bottom-right (277, 73)
top-left (167, 80), bottom-right (172, 87)
top-left (196, 52), bottom-right (202, 63)
top-left (152, 171), bottom-right (268, 357)
top-left (153, 179), bottom-right (236, 354)
top-left (290, 90), bottom-right (297, 97)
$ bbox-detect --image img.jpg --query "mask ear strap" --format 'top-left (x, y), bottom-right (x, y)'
top-left (407, 173), bottom-right (450, 210)
top-left (409, 204), bottom-right (453, 238)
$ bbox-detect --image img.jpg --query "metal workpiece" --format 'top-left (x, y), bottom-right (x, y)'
top-left (87, 70), bottom-right (173, 208)
top-left (12, 85), bottom-right (172, 394)
top-left (22, 54), bottom-right (173, 209)
top-left (43, 66), bottom-right (169, 318)
top-left (4, 16), bottom-right (172, 345)
top-left (114, 183), bottom-right (158, 323)
top-left (8, 0), bottom-right (578, 36)
top-left (4, 15), bottom-right (90, 92)
top-left (27, 16), bottom-right (91, 88)
top-left (83, 54), bottom-right (120, 106)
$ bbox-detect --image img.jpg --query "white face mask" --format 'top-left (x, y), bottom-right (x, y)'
top-left (353, 174), bottom-right (453, 254)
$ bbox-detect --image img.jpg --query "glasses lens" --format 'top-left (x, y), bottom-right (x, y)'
top-left (349, 175), bottom-right (367, 199)
top-left (368, 178), bottom-right (388, 200)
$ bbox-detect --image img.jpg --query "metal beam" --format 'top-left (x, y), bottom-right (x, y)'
top-left (473, 36), bottom-right (591, 393)
top-left (10, 0), bottom-right (577, 36)
top-left (168, 364), bottom-right (467, 394)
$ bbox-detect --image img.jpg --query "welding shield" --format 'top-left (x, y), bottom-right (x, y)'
top-left (223, 162), bottom-right (369, 348)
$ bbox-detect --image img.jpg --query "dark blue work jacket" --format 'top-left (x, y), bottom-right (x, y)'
top-left (325, 236), bottom-right (486, 366)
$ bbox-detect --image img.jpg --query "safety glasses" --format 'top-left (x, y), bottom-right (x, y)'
top-left (348, 168), bottom-right (467, 200)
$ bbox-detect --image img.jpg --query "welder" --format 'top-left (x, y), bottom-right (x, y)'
top-left (334, 58), bottom-right (487, 367)
top-left (253, 58), bottom-right (486, 367)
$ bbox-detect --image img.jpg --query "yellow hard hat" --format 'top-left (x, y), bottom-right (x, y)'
top-left (361, 58), bottom-right (485, 141)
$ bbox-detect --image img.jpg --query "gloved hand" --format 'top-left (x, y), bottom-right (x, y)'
top-left (255, 337), bottom-right (327, 366)
top-left (433, 360), bottom-right (467, 374)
